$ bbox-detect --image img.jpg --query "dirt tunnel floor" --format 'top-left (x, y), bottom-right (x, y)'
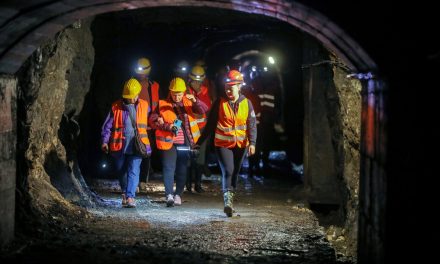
top-left (1, 175), bottom-right (349, 263)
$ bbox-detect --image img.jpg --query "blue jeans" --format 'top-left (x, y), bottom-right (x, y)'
top-left (114, 154), bottom-right (142, 198)
top-left (161, 145), bottom-right (190, 196)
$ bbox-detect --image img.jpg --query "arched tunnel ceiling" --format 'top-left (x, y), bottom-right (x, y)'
top-left (90, 6), bottom-right (305, 82)
top-left (0, 0), bottom-right (377, 75)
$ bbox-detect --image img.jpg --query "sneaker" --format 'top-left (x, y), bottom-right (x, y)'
top-left (166, 194), bottom-right (174, 207)
top-left (121, 193), bottom-right (128, 207)
top-left (174, 195), bottom-right (182, 206)
top-left (126, 197), bottom-right (136, 208)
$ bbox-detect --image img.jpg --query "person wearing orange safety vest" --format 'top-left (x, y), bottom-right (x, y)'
top-left (134, 57), bottom-right (161, 188)
top-left (186, 65), bottom-right (212, 193)
top-left (101, 78), bottom-right (152, 208)
top-left (199, 69), bottom-right (257, 217)
top-left (149, 77), bottom-right (208, 207)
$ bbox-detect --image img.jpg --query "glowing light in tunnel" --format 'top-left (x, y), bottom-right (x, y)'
top-left (268, 56), bottom-right (275, 64)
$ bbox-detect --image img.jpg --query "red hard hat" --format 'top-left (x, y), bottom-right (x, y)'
top-left (225, 70), bottom-right (244, 85)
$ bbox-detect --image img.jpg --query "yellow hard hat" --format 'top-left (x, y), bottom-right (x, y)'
top-left (169, 77), bottom-right (187, 92)
top-left (122, 78), bottom-right (142, 99)
top-left (189, 65), bottom-right (206, 81)
top-left (135, 57), bottom-right (151, 75)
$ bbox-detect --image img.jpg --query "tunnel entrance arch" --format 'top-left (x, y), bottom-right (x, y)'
top-left (1, 1), bottom-right (385, 262)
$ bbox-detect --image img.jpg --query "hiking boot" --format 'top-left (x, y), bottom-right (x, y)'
top-left (195, 185), bottom-right (205, 193)
top-left (174, 195), bottom-right (182, 206)
top-left (166, 194), bottom-right (174, 207)
top-left (126, 197), bottom-right (136, 208)
top-left (223, 191), bottom-right (234, 217)
top-left (121, 193), bottom-right (128, 207)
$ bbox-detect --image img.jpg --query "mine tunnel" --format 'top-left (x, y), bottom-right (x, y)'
top-left (1, 1), bottom-right (436, 264)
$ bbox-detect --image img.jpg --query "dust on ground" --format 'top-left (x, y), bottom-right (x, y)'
top-left (1, 174), bottom-right (352, 263)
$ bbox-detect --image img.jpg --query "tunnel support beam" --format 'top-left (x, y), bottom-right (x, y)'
top-left (358, 78), bottom-right (387, 264)
top-left (0, 74), bottom-right (16, 246)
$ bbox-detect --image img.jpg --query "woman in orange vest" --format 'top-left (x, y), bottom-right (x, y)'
top-left (101, 78), bottom-right (152, 208)
top-left (199, 69), bottom-right (257, 217)
top-left (149, 77), bottom-right (208, 207)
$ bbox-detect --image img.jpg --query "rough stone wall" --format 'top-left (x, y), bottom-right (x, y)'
top-left (302, 37), bottom-right (341, 204)
top-left (0, 75), bottom-right (16, 246)
top-left (16, 18), bottom-right (95, 220)
top-left (302, 36), bottom-right (361, 260)
top-left (327, 64), bottom-right (361, 259)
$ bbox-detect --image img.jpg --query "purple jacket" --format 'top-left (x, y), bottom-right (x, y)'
top-left (101, 99), bottom-right (151, 155)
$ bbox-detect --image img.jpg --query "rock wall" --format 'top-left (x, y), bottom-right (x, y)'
top-left (327, 64), bottom-right (361, 259)
top-left (302, 36), bottom-right (361, 260)
top-left (16, 18), bottom-right (95, 220)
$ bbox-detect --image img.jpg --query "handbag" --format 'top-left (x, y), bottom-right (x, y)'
top-left (128, 110), bottom-right (151, 158)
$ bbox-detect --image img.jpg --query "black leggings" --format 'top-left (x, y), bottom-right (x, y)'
top-left (215, 146), bottom-right (248, 192)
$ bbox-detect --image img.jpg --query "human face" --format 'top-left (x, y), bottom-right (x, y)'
top-left (189, 80), bottom-right (202, 92)
top-left (224, 84), bottom-right (241, 101)
top-left (123, 95), bottom-right (138, 104)
top-left (171, 91), bottom-right (184, 102)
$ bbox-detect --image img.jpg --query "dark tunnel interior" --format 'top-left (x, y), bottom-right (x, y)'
top-left (1, 4), bottom-right (365, 263)
top-left (78, 7), bottom-right (306, 182)
top-left (2, 1), bottom-right (439, 263)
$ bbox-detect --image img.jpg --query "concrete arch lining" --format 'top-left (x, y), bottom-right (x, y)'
top-left (0, 0), bottom-right (376, 74)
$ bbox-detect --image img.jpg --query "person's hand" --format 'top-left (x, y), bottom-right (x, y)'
top-left (157, 117), bottom-right (164, 125)
top-left (171, 126), bottom-right (179, 136)
top-left (101, 143), bottom-right (109, 153)
top-left (248, 145), bottom-right (256, 156)
top-left (185, 94), bottom-right (197, 103)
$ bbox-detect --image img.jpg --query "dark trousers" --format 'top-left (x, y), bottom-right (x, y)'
top-left (215, 146), bottom-right (247, 192)
top-left (161, 145), bottom-right (190, 196)
top-left (186, 158), bottom-right (202, 190)
top-left (139, 130), bottom-right (156, 183)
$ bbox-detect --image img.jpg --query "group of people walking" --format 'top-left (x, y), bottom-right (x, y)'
top-left (101, 57), bottom-right (257, 217)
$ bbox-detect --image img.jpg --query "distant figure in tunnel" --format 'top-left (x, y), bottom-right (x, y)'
top-left (250, 66), bottom-right (283, 175)
top-left (185, 65), bottom-right (212, 193)
top-left (134, 57), bottom-right (160, 189)
top-left (200, 69), bottom-right (257, 217)
top-left (149, 78), bottom-right (208, 207)
top-left (101, 78), bottom-right (152, 208)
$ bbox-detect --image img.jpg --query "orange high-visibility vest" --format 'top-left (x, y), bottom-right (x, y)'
top-left (109, 99), bottom-right (150, 152)
top-left (214, 98), bottom-right (249, 148)
top-left (139, 80), bottom-right (160, 112)
top-left (155, 96), bottom-right (201, 150)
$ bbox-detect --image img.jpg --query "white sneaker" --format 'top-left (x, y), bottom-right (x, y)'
top-left (166, 194), bottom-right (174, 207)
top-left (174, 195), bottom-right (182, 206)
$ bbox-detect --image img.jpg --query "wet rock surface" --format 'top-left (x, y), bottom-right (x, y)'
top-left (2, 176), bottom-right (351, 263)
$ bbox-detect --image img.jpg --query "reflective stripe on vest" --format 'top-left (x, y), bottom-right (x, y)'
top-left (155, 96), bottom-right (201, 150)
top-left (214, 98), bottom-right (249, 148)
top-left (109, 99), bottom-right (150, 152)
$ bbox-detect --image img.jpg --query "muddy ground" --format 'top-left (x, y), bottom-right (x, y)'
top-left (1, 174), bottom-right (352, 263)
